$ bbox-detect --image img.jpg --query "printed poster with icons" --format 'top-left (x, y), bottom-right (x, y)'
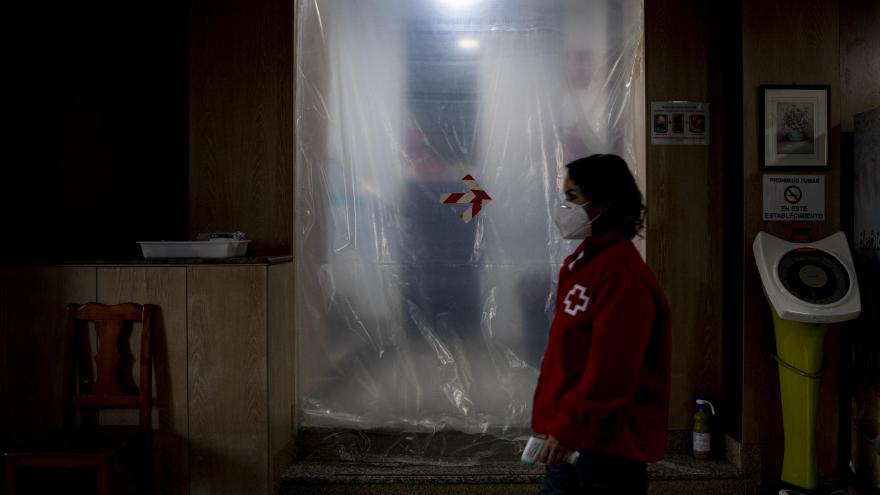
top-left (763, 175), bottom-right (825, 221)
top-left (650, 101), bottom-right (709, 145)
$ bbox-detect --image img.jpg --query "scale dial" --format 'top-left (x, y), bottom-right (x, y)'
top-left (777, 248), bottom-right (850, 305)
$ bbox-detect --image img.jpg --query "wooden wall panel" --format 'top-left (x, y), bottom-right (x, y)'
top-left (189, 0), bottom-right (294, 256)
top-left (741, 0), bottom-right (842, 480)
top-left (268, 262), bottom-right (295, 488)
top-left (0, 267), bottom-right (8, 453)
top-left (187, 266), bottom-right (268, 495)
top-left (6, 267), bottom-right (96, 442)
top-left (645, 0), bottom-right (723, 430)
top-left (97, 267), bottom-right (189, 495)
top-left (840, 0), bottom-right (880, 131)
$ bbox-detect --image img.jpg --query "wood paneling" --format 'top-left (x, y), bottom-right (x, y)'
top-left (1, 267), bottom-right (8, 452)
top-left (268, 262), bottom-right (295, 488)
top-left (189, 0), bottom-right (294, 256)
top-left (3, 261), bottom-right (294, 493)
top-left (6, 267), bottom-right (97, 441)
top-left (741, 0), bottom-right (842, 479)
top-left (645, 0), bottom-right (724, 430)
top-left (840, 0), bottom-right (880, 131)
top-left (187, 266), bottom-right (268, 495)
top-left (97, 267), bottom-right (189, 495)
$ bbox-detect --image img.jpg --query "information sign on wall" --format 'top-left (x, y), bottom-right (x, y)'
top-left (763, 175), bottom-right (825, 221)
top-left (650, 101), bottom-right (709, 145)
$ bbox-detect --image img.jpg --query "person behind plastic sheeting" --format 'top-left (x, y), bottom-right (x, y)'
top-left (532, 154), bottom-right (672, 495)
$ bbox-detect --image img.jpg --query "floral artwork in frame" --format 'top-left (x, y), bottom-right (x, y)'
top-left (760, 85), bottom-right (830, 169)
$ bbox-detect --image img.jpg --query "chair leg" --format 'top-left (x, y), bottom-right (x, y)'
top-left (4, 456), bottom-right (17, 495)
top-left (97, 460), bottom-right (111, 495)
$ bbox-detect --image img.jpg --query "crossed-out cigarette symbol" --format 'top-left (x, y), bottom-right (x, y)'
top-left (784, 185), bottom-right (802, 204)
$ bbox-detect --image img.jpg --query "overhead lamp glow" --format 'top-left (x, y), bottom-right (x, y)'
top-left (457, 38), bottom-right (479, 50)
top-left (436, 0), bottom-right (480, 11)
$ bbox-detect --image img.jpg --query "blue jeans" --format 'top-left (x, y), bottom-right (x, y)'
top-left (539, 450), bottom-right (648, 495)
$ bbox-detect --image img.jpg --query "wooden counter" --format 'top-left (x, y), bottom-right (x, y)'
top-left (0, 259), bottom-right (295, 495)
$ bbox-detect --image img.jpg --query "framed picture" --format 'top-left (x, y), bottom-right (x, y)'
top-left (760, 85), bottom-right (830, 169)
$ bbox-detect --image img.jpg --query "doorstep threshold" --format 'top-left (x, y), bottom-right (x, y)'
top-left (283, 454), bottom-right (747, 486)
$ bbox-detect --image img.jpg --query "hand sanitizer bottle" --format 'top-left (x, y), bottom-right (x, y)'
top-left (520, 435), bottom-right (580, 464)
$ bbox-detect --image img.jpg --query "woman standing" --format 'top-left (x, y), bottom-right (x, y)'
top-left (533, 154), bottom-right (672, 494)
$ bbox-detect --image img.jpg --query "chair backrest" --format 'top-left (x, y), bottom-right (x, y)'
top-left (64, 303), bottom-right (154, 427)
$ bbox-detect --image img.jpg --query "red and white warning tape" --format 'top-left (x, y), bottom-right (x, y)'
top-left (440, 175), bottom-right (492, 223)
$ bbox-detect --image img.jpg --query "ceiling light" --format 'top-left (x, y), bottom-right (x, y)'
top-left (436, 0), bottom-right (480, 11)
top-left (458, 38), bottom-right (479, 50)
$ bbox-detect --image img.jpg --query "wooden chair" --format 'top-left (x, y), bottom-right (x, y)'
top-left (4, 302), bottom-right (155, 495)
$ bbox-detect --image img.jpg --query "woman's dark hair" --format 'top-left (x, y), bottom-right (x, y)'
top-left (566, 154), bottom-right (645, 239)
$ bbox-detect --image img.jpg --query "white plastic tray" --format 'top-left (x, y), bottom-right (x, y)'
top-left (138, 240), bottom-right (250, 259)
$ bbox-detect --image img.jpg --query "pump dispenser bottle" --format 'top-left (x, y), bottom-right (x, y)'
top-left (693, 398), bottom-right (716, 459)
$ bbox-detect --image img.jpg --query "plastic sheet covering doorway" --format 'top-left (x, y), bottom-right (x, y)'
top-left (294, 0), bottom-right (644, 458)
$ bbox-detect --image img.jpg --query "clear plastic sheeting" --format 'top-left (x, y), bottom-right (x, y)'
top-left (294, 0), bottom-right (644, 452)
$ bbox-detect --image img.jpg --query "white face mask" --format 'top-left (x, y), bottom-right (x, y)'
top-left (554, 200), bottom-right (600, 239)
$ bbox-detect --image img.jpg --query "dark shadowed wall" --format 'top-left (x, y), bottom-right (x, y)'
top-left (4, 1), bottom-right (188, 261)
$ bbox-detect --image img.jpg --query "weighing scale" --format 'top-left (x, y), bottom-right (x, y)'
top-left (753, 231), bottom-right (861, 492)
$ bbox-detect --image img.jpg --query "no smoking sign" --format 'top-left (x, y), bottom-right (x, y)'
top-left (763, 175), bottom-right (825, 221)
top-left (784, 185), bottom-right (802, 204)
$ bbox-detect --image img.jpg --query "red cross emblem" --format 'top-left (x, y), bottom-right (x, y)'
top-left (563, 284), bottom-right (590, 316)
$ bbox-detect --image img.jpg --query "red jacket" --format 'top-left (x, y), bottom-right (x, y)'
top-left (532, 232), bottom-right (671, 462)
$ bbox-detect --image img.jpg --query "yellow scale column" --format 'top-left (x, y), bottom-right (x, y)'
top-left (771, 309), bottom-right (828, 491)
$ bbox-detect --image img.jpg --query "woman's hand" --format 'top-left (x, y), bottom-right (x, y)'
top-left (536, 435), bottom-right (576, 464)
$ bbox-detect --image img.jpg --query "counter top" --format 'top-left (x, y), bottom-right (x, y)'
top-left (3, 256), bottom-right (293, 266)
